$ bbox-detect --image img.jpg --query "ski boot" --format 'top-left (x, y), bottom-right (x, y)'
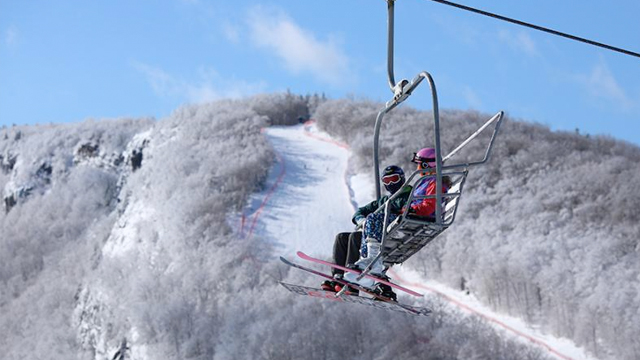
top-left (333, 282), bottom-right (359, 296)
top-left (373, 283), bottom-right (397, 302)
top-left (344, 238), bottom-right (385, 288)
top-left (321, 273), bottom-right (344, 292)
top-left (321, 280), bottom-right (339, 292)
top-left (321, 274), bottom-right (359, 295)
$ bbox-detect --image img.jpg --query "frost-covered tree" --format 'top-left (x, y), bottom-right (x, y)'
top-left (0, 93), bottom-right (610, 360)
top-left (313, 98), bottom-right (640, 360)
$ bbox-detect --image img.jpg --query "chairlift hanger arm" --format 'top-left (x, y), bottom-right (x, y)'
top-left (386, 0), bottom-right (397, 90)
top-left (383, 0), bottom-right (420, 101)
top-left (374, 71), bottom-right (441, 199)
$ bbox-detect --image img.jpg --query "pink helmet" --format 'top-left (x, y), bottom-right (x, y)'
top-left (412, 147), bottom-right (436, 168)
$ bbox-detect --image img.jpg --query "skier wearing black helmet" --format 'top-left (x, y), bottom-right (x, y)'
top-left (321, 165), bottom-right (409, 299)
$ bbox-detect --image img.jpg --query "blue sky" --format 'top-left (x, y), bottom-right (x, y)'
top-left (1, 0), bottom-right (639, 145)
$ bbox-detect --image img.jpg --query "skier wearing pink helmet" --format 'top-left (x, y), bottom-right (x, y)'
top-left (409, 147), bottom-right (450, 218)
top-left (412, 147), bottom-right (436, 169)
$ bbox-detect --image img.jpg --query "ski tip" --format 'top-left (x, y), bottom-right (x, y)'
top-left (296, 251), bottom-right (308, 258)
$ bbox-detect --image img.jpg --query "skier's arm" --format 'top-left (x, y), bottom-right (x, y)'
top-left (409, 182), bottom-right (450, 217)
top-left (410, 181), bottom-right (438, 217)
top-left (352, 199), bottom-right (379, 225)
top-left (388, 185), bottom-right (412, 214)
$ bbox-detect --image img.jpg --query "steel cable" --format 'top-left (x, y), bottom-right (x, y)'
top-left (427, 0), bottom-right (640, 59)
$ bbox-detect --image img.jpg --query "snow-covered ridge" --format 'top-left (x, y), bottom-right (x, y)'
top-left (312, 99), bottom-right (640, 360)
top-left (0, 94), bottom-right (638, 359)
top-left (1, 120), bottom-right (153, 214)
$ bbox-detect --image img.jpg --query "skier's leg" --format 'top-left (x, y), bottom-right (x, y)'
top-left (359, 212), bottom-right (382, 257)
top-left (346, 212), bottom-right (400, 286)
top-left (324, 232), bottom-right (360, 293)
top-left (346, 231), bottom-right (362, 266)
top-left (363, 212), bottom-right (398, 243)
top-left (332, 232), bottom-right (352, 276)
top-left (345, 213), bottom-right (384, 286)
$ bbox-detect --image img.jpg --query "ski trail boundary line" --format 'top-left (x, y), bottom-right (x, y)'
top-left (240, 129), bottom-right (287, 239)
top-left (388, 270), bottom-right (577, 360)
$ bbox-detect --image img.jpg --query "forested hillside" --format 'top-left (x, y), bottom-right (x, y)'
top-left (314, 99), bottom-right (640, 360)
top-left (1, 93), bottom-right (637, 359)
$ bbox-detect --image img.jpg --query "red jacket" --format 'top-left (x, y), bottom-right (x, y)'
top-left (409, 176), bottom-right (449, 217)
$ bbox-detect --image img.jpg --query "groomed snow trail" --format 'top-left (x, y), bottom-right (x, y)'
top-left (244, 123), bottom-right (596, 360)
top-left (242, 123), bottom-right (356, 258)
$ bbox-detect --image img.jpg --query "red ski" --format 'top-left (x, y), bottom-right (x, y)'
top-left (296, 251), bottom-right (423, 297)
top-left (280, 282), bottom-right (431, 317)
top-left (279, 256), bottom-right (430, 316)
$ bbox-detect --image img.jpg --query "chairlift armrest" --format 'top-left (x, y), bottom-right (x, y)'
top-left (442, 111), bottom-right (504, 168)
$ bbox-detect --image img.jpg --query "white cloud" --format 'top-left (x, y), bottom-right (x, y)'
top-left (132, 62), bottom-right (175, 97)
top-left (498, 29), bottom-right (538, 56)
top-left (246, 6), bottom-right (352, 87)
top-left (221, 21), bottom-right (241, 44)
top-left (132, 62), bottom-right (267, 103)
top-left (462, 86), bottom-right (482, 109)
top-left (577, 61), bottom-right (633, 110)
top-left (5, 26), bottom-right (18, 46)
top-left (189, 67), bottom-right (267, 102)
top-left (432, 15), bottom-right (481, 46)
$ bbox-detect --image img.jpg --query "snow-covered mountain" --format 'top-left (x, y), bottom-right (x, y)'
top-left (0, 93), bottom-right (638, 359)
top-left (313, 99), bottom-right (640, 360)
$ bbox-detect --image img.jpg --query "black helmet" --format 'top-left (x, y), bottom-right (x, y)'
top-left (382, 165), bottom-right (405, 194)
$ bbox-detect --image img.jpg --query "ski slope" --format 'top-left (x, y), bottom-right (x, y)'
top-left (242, 122), bottom-right (596, 360)
top-left (240, 123), bottom-right (356, 256)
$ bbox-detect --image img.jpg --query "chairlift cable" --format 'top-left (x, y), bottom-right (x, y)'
top-left (426, 0), bottom-right (640, 59)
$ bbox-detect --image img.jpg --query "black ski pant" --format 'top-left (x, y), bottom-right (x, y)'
top-left (332, 231), bottom-right (362, 276)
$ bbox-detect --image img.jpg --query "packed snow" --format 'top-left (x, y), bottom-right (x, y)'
top-left (240, 124), bottom-right (355, 257)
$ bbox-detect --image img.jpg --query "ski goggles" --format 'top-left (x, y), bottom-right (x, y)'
top-left (382, 173), bottom-right (402, 185)
top-left (411, 153), bottom-right (436, 168)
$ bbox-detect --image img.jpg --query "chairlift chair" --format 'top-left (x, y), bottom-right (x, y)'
top-left (356, 0), bottom-right (504, 278)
